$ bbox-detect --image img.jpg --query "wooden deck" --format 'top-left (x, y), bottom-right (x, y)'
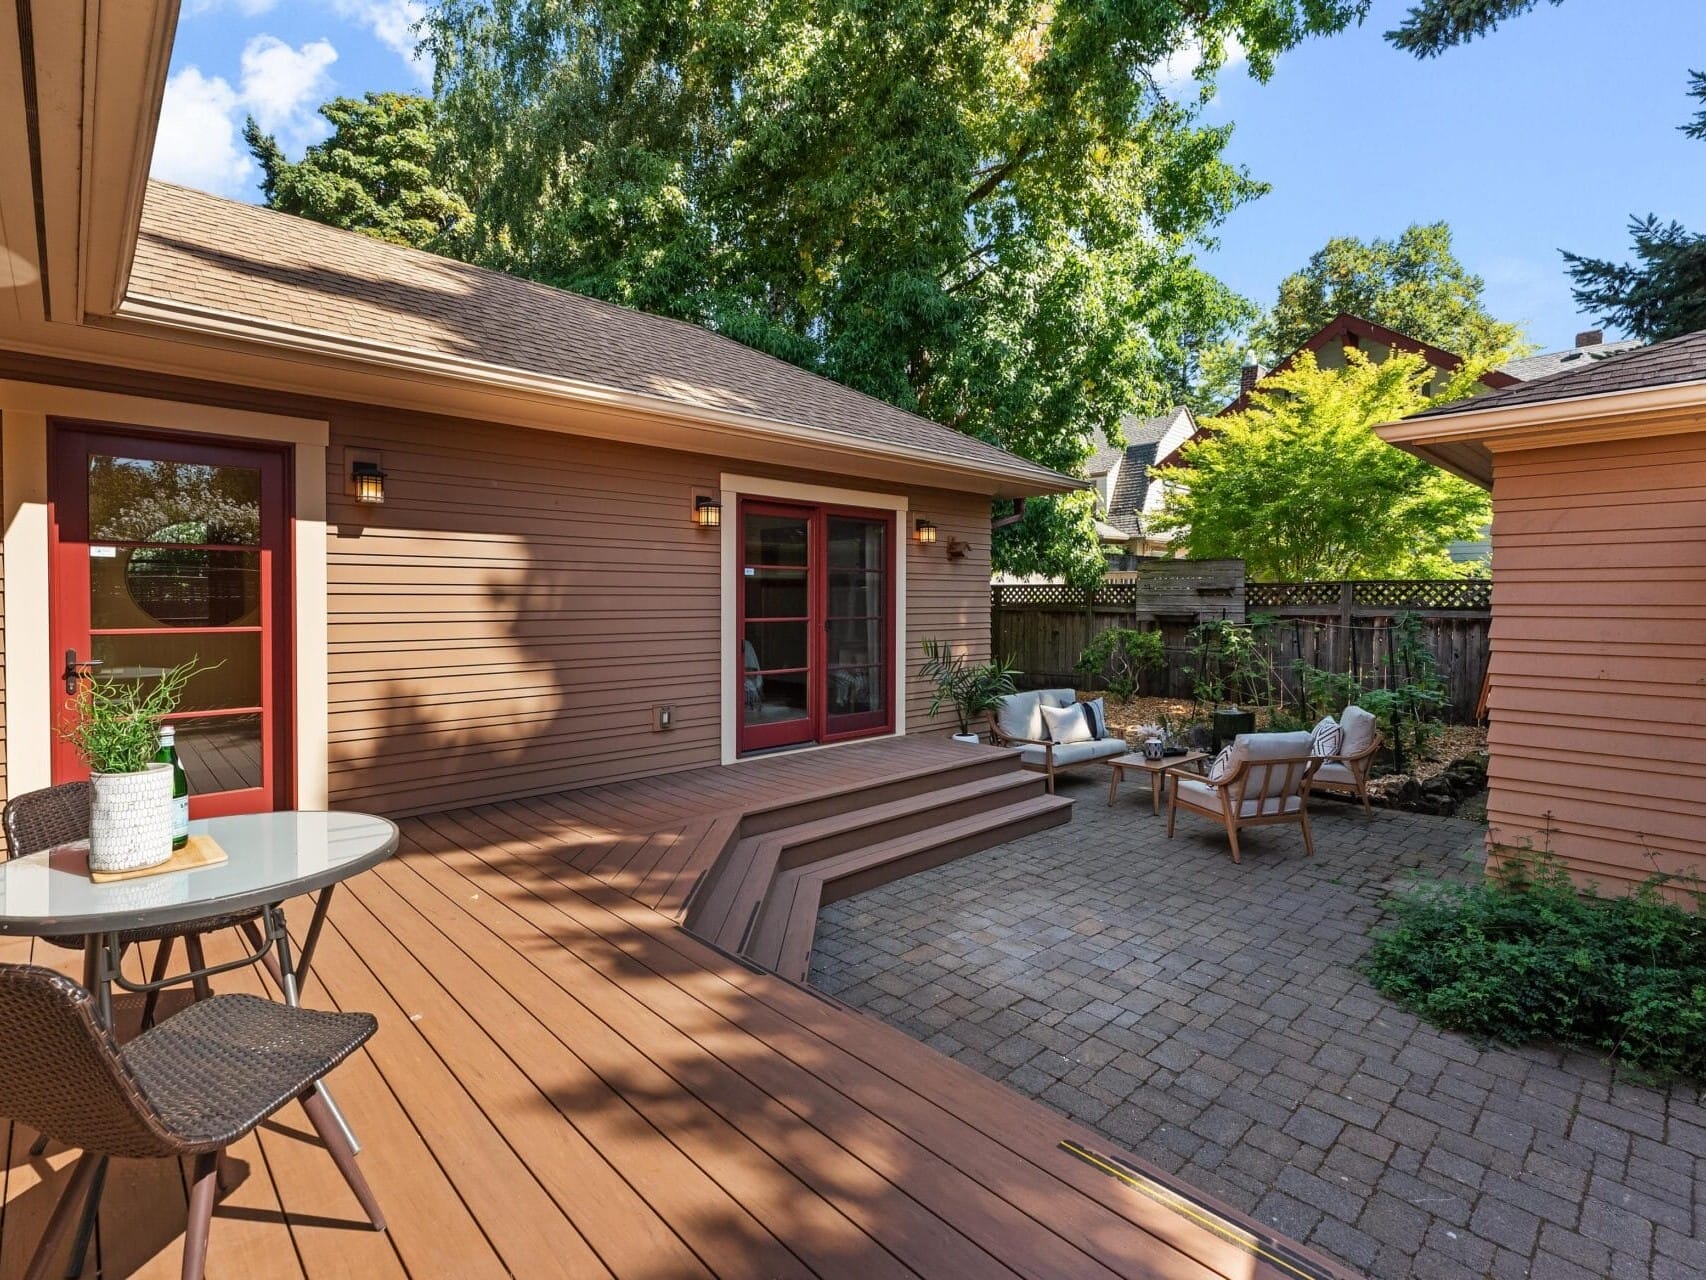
top-left (1, 738), bottom-right (1358, 1279)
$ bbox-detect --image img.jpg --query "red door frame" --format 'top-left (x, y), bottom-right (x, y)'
top-left (737, 499), bottom-right (896, 755)
top-left (47, 421), bottom-right (295, 816)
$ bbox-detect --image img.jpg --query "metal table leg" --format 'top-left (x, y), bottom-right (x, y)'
top-left (64, 935), bottom-right (120, 1280)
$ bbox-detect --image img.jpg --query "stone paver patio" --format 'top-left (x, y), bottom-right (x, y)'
top-left (809, 775), bottom-right (1706, 1280)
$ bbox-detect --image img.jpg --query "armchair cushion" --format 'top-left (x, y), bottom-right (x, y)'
top-left (1017, 739), bottom-right (1125, 768)
top-left (1176, 777), bottom-right (1304, 818)
top-left (1315, 761), bottom-right (1357, 787)
top-left (1041, 702), bottom-right (1093, 744)
top-left (994, 690), bottom-right (1046, 742)
top-left (1340, 704), bottom-right (1379, 757)
top-left (1310, 716), bottom-right (1343, 757)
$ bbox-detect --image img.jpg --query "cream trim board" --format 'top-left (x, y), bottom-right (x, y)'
top-left (0, 382), bottom-right (329, 807)
top-left (718, 473), bottom-right (909, 765)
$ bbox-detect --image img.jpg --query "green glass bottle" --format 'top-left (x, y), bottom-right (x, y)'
top-left (156, 724), bottom-right (190, 850)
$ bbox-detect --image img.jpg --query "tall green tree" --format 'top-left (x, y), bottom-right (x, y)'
top-left (245, 92), bottom-right (472, 251)
top-left (1386, 0), bottom-right (1561, 56)
top-left (422, 0), bottom-right (1368, 581)
top-left (1150, 347), bottom-right (1493, 580)
top-left (1253, 223), bottom-right (1526, 363)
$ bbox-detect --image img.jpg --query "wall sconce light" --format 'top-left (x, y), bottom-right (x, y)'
top-left (351, 460), bottom-right (387, 505)
top-left (693, 495), bottom-right (723, 527)
top-left (914, 518), bottom-right (938, 545)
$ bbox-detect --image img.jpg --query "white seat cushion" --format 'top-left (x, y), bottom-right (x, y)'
top-left (1340, 704), bottom-right (1379, 757)
top-left (1017, 738), bottom-right (1126, 768)
top-left (1041, 701), bottom-right (1093, 744)
top-left (1176, 777), bottom-right (1304, 818)
top-left (995, 690), bottom-right (1045, 742)
top-left (1314, 761), bottom-right (1357, 787)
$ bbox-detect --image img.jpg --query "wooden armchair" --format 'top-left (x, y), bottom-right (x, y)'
top-left (1165, 731), bottom-right (1321, 864)
top-left (1310, 704), bottom-right (1383, 817)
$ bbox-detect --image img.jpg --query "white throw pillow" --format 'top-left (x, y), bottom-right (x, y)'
top-left (1207, 744), bottom-right (1236, 781)
top-left (1311, 715), bottom-right (1344, 757)
top-left (1040, 701), bottom-right (1093, 744)
top-left (1080, 697), bottom-right (1108, 740)
top-left (1340, 704), bottom-right (1379, 757)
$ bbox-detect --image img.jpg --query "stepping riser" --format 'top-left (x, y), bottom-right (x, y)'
top-left (817, 802), bottom-right (1071, 907)
top-left (740, 752), bottom-right (1019, 836)
top-left (776, 775), bottom-right (1047, 872)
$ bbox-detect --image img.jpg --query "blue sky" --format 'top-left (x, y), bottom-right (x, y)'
top-left (156, 0), bottom-right (1706, 354)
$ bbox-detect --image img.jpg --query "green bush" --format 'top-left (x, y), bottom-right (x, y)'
top-left (1075, 627), bottom-right (1163, 701)
top-left (1365, 853), bottom-right (1706, 1080)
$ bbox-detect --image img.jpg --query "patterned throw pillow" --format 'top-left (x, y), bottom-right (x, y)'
top-left (1207, 744), bottom-right (1236, 781)
top-left (1040, 701), bottom-right (1093, 744)
top-left (1311, 715), bottom-right (1344, 758)
top-left (1080, 697), bottom-right (1107, 740)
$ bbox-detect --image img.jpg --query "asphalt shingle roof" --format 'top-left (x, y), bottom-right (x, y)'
top-left (1083, 407), bottom-right (1190, 535)
top-left (1412, 328), bottom-right (1706, 420)
top-left (130, 182), bottom-right (1073, 489)
top-left (1498, 338), bottom-right (1643, 382)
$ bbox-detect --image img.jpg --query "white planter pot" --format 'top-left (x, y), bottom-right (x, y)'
top-left (88, 763), bottom-right (175, 874)
top-left (951, 732), bottom-right (982, 745)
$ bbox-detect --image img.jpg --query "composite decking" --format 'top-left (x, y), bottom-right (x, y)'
top-left (1, 739), bottom-right (1358, 1279)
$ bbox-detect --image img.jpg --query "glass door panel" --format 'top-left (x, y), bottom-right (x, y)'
top-left (50, 427), bottom-right (291, 816)
top-left (740, 507), bottom-right (816, 751)
top-left (823, 516), bottom-right (890, 737)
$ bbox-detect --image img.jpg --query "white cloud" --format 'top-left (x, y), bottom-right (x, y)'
top-left (328, 0), bottom-right (429, 84)
top-left (150, 35), bottom-right (338, 199)
top-left (1151, 34), bottom-right (1248, 100)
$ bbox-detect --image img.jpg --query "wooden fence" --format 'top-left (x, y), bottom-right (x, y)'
top-left (991, 573), bottom-right (1492, 722)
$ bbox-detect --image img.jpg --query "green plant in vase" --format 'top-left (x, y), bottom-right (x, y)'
top-left (920, 639), bottom-right (1019, 740)
top-left (59, 660), bottom-right (204, 874)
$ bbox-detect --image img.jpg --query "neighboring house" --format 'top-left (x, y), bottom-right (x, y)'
top-left (0, 11), bottom-right (1077, 818)
top-left (1378, 329), bottom-right (1706, 896)
top-left (1498, 328), bottom-right (1643, 381)
top-left (1082, 406), bottom-right (1197, 556)
top-left (1156, 312), bottom-right (1521, 470)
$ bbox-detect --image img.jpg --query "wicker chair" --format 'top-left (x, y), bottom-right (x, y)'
top-left (0, 964), bottom-right (383, 1280)
top-left (3, 782), bottom-right (263, 1009)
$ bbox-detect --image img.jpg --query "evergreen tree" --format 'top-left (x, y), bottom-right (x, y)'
top-left (1386, 0), bottom-right (1562, 57)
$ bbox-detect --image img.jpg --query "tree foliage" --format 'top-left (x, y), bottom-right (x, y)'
top-left (1385, 0), bottom-right (1560, 57)
top-left (1254, 222), bottom-right (1525, 363)
top-left (1561, 72), bottom-right (1706, 342)
top-left (245, 92), bottom-right (472, 251)
top-left (1150, 347), bottom-right (1493, 580)
top-left (422, 0), bottom-right (1369, 579)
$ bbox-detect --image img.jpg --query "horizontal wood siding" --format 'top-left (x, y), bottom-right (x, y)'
top-left (1487, 428), bottom-right (1706, 892)
top-left (327, 409), bottom-right (988, 814)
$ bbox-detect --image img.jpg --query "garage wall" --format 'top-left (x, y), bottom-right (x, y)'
top-left (1487, 427), bottom-right (1706, 893)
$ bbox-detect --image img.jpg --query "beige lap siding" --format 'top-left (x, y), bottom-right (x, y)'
top-left (326, 408), bottom-right (991, 815)
top-left (1487, 428), bottom-right (1706, 894)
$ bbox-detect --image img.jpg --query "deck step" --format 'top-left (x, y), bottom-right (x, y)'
top-left (686, 769), bottom-right (1047, 949)
top-left (737, 744), bottom-right (1022, 836)
top-left (747, 792), bottom-right (1074, 982)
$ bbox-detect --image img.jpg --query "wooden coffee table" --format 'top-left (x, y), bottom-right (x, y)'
top-left (1108, 751), bottom-right (1210, 814)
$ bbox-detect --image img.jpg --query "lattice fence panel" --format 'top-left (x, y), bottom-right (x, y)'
top-left (1246, 581), bottom-right (1341, 608)
top-left (1353, 580), bottom-right (1491, 611)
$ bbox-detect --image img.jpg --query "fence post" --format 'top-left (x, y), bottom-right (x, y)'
top-left (991, 586), bottom-right (1002, 664)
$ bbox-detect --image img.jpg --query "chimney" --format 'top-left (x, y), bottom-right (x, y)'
top-left (1239, 363), bottom-right (1266, 395)
top-left (1575, 329), bottom-right (1604, 348)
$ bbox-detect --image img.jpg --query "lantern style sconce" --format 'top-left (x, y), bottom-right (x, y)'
top-left (693, 495), bottom-right (723, 527)
top-left (914, 518), bottom-right (938, 545)
top-left (351, 459), bottom-right (386, 505)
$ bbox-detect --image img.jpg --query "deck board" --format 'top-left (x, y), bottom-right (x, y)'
top-left (1, 739), bottom-right (1358, 1279)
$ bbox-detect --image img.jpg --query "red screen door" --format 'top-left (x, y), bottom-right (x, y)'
top-left (49, 424), bottom-right (292, 816)
top-left (739, 501), bottom-right (894, 754)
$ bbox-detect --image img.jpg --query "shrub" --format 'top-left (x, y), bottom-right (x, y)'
top-left (1075, 628), bottom-right (1164, 701)
top-left (1365, 853), bottom-right (1706, 1080)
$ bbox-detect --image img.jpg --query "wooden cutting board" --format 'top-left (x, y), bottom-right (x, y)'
top-left (88, 834), bottom-right (229, 884)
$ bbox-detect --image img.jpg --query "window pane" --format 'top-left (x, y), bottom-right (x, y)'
top-left (744, 569), bottom-right (807, 620)
top-left (90, 632), bottom-right (261, 712)
top-left (89, 456), bottom-right (261, 545)
top-left (744, 670), bottom-right (809, 725)
top-left (744, 514), bottom-right (808, 567)
top-left (743, 620), bottom-right (807, 673)
top-left (828, 666), bottom-right (881, 716)
top-left (829, 570), bottom-right (884, 619)
top-left (91, 548), bottom-right (260, 629)
top-left (828, 517), bottom-right (885, 570)
top-left (827, 618), bottom-right (882, 668)
top-left (174, 714), bottom-right (262, 793)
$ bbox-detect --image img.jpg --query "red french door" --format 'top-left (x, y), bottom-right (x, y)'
top-left (739, 501), bottom-right (895, 754)
top-left (49, 424), bottom-right (292, 816)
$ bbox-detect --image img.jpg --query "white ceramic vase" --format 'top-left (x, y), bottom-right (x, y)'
top-left (88, 763), bottom-right (175, 874)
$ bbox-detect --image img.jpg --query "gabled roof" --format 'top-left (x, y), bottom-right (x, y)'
top-left (1156, 313), bottom-right (1520, 469)
top-left (1083, 407), bottom-right (1192, 536)
top-left (1406, 328), bottom-right (1706, 421)
top-left (123, 182), bottom-right (1076, 494)
top-left (1498, 338), bottom-right (1643, 382)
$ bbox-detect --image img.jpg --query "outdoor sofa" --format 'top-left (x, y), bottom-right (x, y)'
top-left (988, 689), bottom-right (1126, 793)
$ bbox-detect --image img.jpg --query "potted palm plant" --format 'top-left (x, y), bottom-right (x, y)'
top-left (59, 661), bottom-right (199, 874)
top-left (920, 639), bottom-right (1019, 743)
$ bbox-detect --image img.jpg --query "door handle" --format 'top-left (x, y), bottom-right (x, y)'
top-left (62, 649), bottom-right (103, 695)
